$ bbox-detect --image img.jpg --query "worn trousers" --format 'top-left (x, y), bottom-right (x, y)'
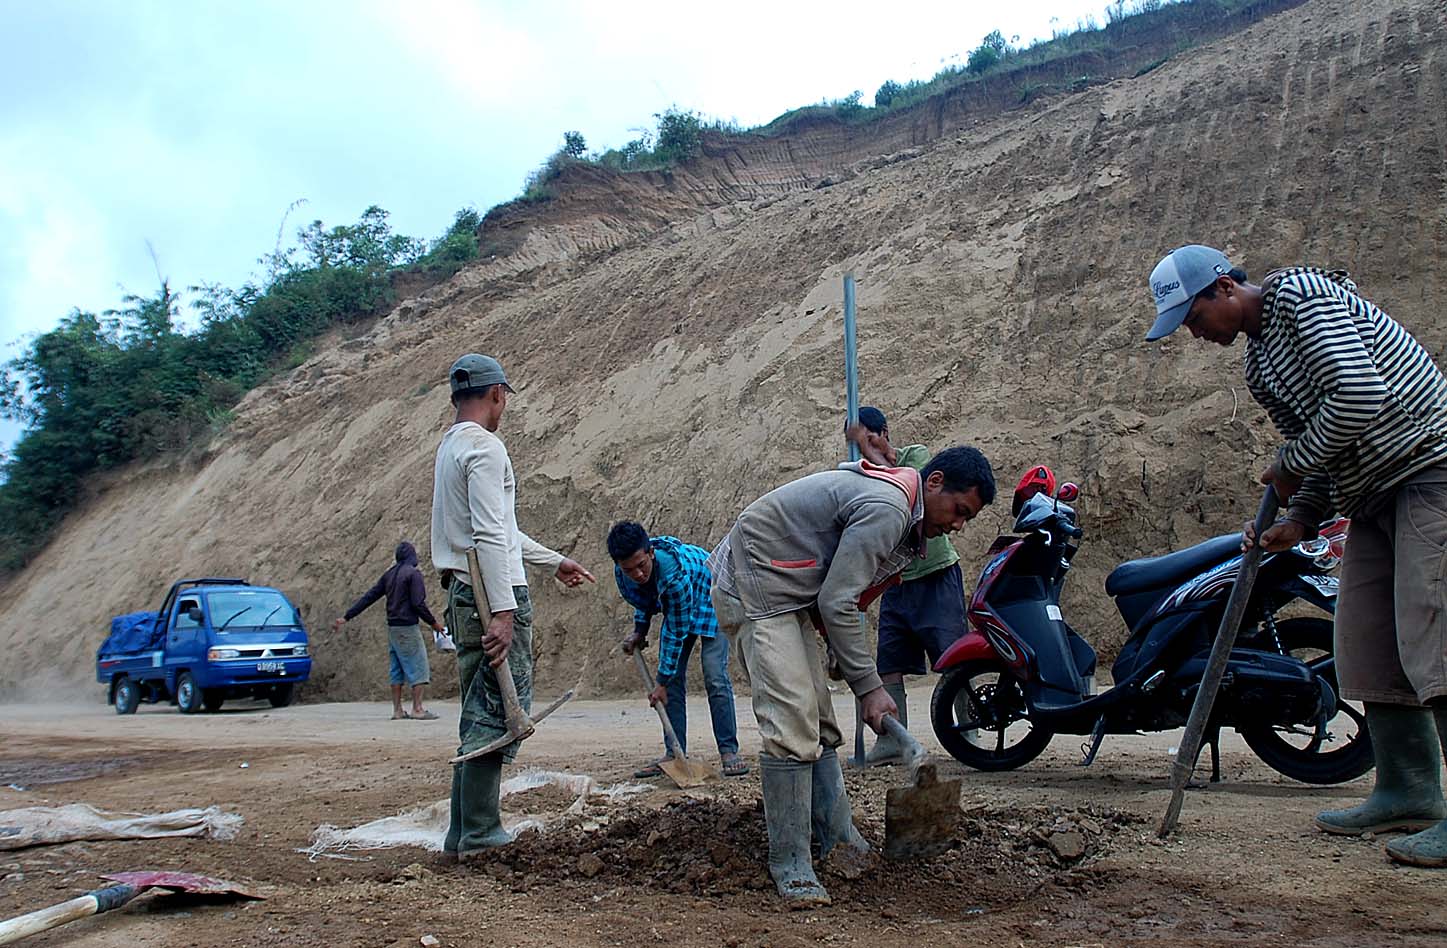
top-left (447, 581), bottom-right (533, 762)
top-left (1335, 466), bottom-right (1447, 706)
top-left (712, 586), bottom-right (839, 762)
top-left (661, 632), bottom-right (740, 757)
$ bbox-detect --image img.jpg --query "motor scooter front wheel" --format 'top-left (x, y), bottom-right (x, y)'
top-left (930, 659), bottom-right (1054, 771)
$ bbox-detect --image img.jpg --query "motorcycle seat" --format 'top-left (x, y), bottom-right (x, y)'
top-left (1105, 533), bottom-right (1242, 596)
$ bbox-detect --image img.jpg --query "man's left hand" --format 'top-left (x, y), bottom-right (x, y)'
top-left (1260, 458), bottom-right (1303, 503)
top-left (648, 684), bottom-right (667, 707)
top-left (556, 559), bottom-right (596, 587)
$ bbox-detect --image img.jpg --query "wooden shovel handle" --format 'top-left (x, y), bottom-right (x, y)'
top-left (633, 651), bottom-right (690, 760)
top-left (0, 885), bottom-right (140, 945)
top-left (465, 548), bottom-right (532, 735)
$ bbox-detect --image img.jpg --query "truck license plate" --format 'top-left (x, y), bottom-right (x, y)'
top-left (256, 661), bottom-right (285, 673)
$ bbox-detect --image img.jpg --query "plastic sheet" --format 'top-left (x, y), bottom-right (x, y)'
top-left (301, 770), bottom-right (651, 859)
top-left (0, 803), bottom-right (243, 850)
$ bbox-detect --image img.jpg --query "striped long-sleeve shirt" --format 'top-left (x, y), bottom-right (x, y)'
top-left (1244, 267), bottom-right (1447, 519)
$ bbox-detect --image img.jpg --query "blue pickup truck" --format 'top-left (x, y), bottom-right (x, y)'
top-left (96, 577), bottom-right (312, 714)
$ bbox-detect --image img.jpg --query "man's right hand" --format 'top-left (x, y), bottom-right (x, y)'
top-left (859, 685), bottom-right (899, 734)
top-left (620, 630), bottom-right (646, 656)
top-left (482, 611), bottom-right (515, 667)
top-left (1242, 517), bottom-right (1306, 554)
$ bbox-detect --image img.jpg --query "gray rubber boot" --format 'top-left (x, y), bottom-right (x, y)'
top-left (1386, 707), bottom-right (1447, 867)
top-left (864, 681), bottom-right (909, 765)
top-left (1315, 703), bottom-right (1446, 836)
top-left (812, 746), bottom-right (872, 880)
top-left (456, 753), bottom-right (514, 860)
top-left (760, 754), bottom-right (830, 906)
top-left (812, 746), bottom-right (869, 856)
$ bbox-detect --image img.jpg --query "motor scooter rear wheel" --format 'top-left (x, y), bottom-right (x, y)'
top-left (1239, 616), bottom-right (1374, 784)
top-left (931, 659), bottom-right (1054, 771)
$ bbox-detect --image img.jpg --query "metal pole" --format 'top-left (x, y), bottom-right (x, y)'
top-left (843, 273), bottom-right (869, 765)
top-left (1158, 486), bottom-right (1280, 837)
top-left (844, 272), bottom-right (860, 452)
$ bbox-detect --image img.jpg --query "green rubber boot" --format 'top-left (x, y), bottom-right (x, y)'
top-left (1315, 703), bottom-right (1446, 836)
top-left (864, 682), bottom-right (909, 766)
top-left (760, 754), bottom-right (830, 906)
top-left (812, 746), bottom-right (872, 880)
top-left (1386, 707), bottom-right (1447, 867)
top-left (811, 746), bottom-right (869, 857)
top-left (456, 753), bottom-right (514, 862)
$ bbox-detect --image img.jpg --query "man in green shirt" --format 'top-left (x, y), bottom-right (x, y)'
top-left (847, 407), bottom-right (967, 764)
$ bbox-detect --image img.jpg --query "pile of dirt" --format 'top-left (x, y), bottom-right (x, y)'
top-left (468, 792), bottom-right (1133, 914)
top-left (2, 0), bottom-right (1443, 703)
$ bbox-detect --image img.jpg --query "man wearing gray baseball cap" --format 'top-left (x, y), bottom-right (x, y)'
top-left (1146, 245), bottom-right (1447, 868)
top-left (430, 352), bottom-right (595, 861)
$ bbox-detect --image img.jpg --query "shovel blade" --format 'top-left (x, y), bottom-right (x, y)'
top-left (100, 872), bottom-right (263, 900)
top-left (659, 756), bottom-right (714, 789)
top-left (883, 763), bottom-right (961, 860)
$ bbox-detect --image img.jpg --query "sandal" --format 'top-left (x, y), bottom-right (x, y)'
top-left (411, 710), bottom-right (439, 721)
top-left (391, 710), bottom-right (411, 720)
top-left (721, 753), bottom-right (750, 777)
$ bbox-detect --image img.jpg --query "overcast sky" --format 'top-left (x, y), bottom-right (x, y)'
top-left (0, 0), bottom-right (1122, 446)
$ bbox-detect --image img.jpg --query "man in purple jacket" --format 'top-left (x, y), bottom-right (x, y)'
top-left (334, 541), bottom-right (446, 720)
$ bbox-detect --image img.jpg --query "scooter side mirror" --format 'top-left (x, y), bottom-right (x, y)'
top-left (1057, 483), bottom-right (1080, 502)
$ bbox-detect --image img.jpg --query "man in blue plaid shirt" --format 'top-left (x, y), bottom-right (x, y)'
top-left (609, 521), bottom-right (748, 777)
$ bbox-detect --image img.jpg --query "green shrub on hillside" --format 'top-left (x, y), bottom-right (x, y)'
top-left (0, 203), bottom-right (479, 572)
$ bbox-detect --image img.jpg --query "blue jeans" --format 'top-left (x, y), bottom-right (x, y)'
top-left (662, 633), bottom-right (739, 756)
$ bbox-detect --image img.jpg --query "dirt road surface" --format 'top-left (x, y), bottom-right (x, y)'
top-left (2, 691), bottom-right (1444, 947)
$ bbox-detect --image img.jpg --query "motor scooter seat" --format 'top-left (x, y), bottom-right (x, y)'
top-left (1106, 533), bottom-right (1242, 596)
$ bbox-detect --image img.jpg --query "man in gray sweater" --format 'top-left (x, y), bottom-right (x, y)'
top-left (708, 446), bottom-right (994, 904)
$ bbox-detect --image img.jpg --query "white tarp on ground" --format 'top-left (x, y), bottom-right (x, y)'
top-left (0, 803), bottom-right (243, 850)
top-left (301, 769), bottom-right (651, 859)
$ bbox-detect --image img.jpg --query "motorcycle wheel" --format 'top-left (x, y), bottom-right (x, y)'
top-left (930, 659), bottom-right (1053, 771)
top-left (1240, 616), bottom-right (1374, 785)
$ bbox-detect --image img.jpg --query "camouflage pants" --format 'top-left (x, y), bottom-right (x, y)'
top-left (447, 580), bottom-right (533, 763)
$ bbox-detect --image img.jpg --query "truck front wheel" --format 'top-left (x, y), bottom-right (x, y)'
top-left (176, 672), bottom-right (202, 714)
top-left (269, 683), bottom-right (295, 708)
top-left (114, 678), bottom-right (140, 715)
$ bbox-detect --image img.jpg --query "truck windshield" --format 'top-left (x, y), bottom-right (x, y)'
top-left (205, 590), bottom-right (298, 631)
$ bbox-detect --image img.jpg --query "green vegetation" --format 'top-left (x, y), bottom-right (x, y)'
top-left (0, 205), bottom-right (480, 571)
top-left (531, 0), bottom-right (1282, 190)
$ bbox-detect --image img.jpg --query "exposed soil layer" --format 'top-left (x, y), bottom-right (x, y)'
top-left (5, 0), bottom-right (1447, 706)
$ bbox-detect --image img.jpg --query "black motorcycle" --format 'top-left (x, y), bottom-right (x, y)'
top-left (929, 466), bottom-right (1371, 785)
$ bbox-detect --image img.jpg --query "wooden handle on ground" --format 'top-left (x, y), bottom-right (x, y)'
top-left (0, 885), bottom-right (140, 945)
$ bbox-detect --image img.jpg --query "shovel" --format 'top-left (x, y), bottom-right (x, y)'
top-left (632, 651), bottom-right (714, 788)
top-left (450, 548), bottom-right (575, 765)
top-left (880, 716), bottom-right (961, 860)
top-left (0, 871), bottom-right (261, 945)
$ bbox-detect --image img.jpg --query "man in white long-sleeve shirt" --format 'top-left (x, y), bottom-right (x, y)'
top-left (430, 353), bottom-right (595, 861)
